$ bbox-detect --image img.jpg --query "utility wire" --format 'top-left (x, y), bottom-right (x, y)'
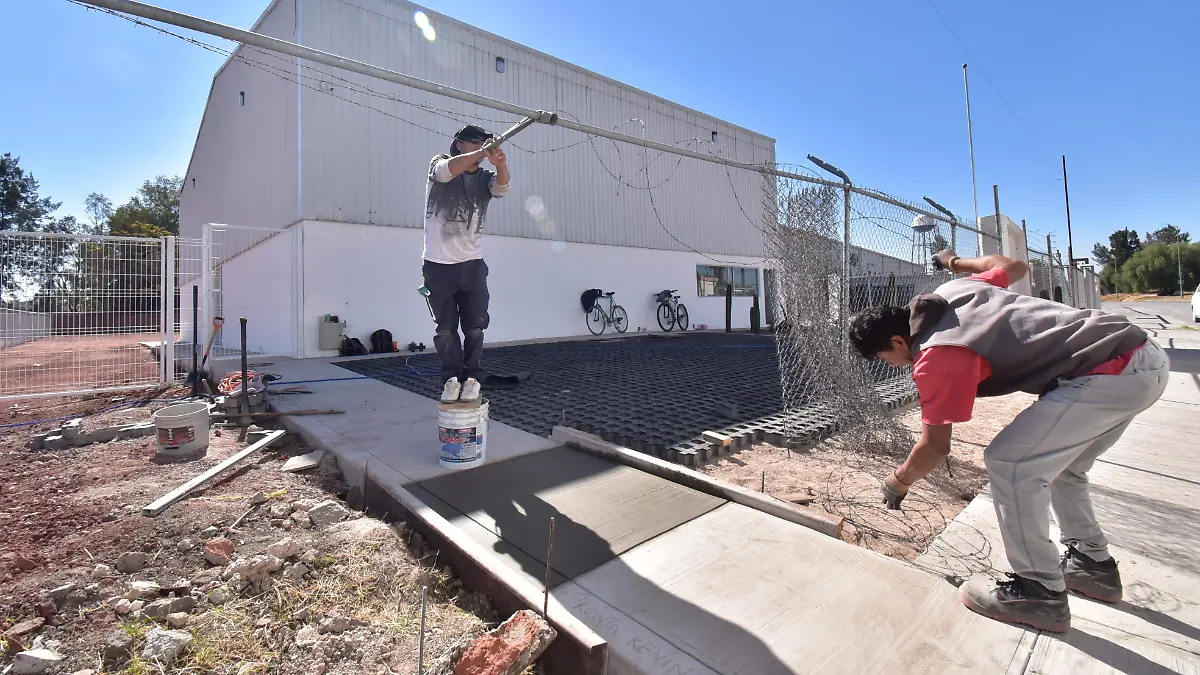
top-left (923, 0), bottom-right (1058, 169)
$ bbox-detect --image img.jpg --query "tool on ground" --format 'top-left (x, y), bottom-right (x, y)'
top-left (185, 315), bottom-right (225, 390)
top-left (418, 585), bottom-right (427, 674)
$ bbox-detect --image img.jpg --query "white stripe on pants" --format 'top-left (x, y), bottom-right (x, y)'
top-left (984, 339), bottom-right (1170, 592)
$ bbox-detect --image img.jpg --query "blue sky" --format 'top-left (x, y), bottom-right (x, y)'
top-left (4, 0), bottom-right (1197, 258)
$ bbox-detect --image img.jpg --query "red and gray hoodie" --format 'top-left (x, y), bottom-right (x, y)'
top-left (907, 278), bottom-right (1147, 397)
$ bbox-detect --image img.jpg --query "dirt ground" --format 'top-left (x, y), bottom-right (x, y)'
top-left (0, 334), bottom-right (162, 399)
top-left (701, 393), bottom-right (1036, 561)
top-left (0, 389), bottom-right (503, 674)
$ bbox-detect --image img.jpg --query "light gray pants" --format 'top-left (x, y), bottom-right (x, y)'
top-left (985, 339), bottom-right (1170, 592)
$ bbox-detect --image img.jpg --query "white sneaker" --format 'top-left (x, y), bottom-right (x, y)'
top-left (459, 377), bottom-right (481, 403)
top-left (440, 379), bottom-right (461, 403)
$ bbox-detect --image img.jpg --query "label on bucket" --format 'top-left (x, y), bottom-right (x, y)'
top-left (158, 425), bottom-right (195, 448)
top-left (439, 425), bottom-right (483, 464)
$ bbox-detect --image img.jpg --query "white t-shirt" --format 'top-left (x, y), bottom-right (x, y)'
top-left (422, 155), bottom-right (509, 264)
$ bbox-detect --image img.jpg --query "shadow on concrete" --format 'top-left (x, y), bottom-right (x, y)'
top-left (1162, 348), bottom-right (1200, 374)
top-left (416, 447), bottom-right (790, 674)
top-left (1090, 482), bottom-right (1200, 576)
top-left (1053, 627), bottom-right (1185, 675)
top-left (485, 492), bottom-right (792, 675)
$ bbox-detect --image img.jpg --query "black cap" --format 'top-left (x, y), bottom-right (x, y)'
top-left (454, 124), bottom-right (493, 143)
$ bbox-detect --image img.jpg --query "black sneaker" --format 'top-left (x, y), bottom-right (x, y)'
top-left (960, 573), bottom-right (1071, 633)
top-left (1061, 545), bottom-right (1122, 603)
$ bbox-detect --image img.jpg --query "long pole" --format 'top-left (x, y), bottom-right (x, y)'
top-left (992, 185), bottom-right (1002, 255)
top-left (1062, 156), bottom-right (1077, 306)
top-left (72, 0), bottom-right (979, 231)
top-left (964, 64), bottom-right (981, 251)
top-left (1178, 244), bottom-right (1184, 298)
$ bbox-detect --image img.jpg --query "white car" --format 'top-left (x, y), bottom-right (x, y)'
top-left (1193, 283), bottom-right (1200, 322)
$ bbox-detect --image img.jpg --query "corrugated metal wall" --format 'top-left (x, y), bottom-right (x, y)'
top-left (297, 0), bottom-right (775, 257)
top-left (179, 0), bottom-right (299, 241)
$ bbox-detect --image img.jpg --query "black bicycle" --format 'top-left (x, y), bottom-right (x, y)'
top-left (586, 291), bottom-right (628, 335)
top-left (655, 289), bottom-right (689, 332)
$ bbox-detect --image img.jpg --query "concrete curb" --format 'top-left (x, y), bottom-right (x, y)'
top-left (360, 476), bottom-right (609, 675)
top-left (552, 426), bottom-right (846, 540)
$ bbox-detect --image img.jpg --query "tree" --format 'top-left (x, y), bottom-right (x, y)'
top-left (1091, 243), bottom-right (1111, 267)
top-left (1119, 242), bottom-right (1200, 295)
top-left (84, 193), bottom-right (113, 235)
top-left (1092, 228), bottom-right (1143, 294)
top-left (1, 153), bottom-right (83, 303)
top-left (1145, 224), bottom-right (1191, 245)
top-left (102, 175), bottom-right (182, 236)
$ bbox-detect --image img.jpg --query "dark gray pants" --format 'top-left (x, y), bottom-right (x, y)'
top-left (422, 259), bottom-right (490, 384)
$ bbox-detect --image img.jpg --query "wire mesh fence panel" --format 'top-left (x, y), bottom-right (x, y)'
top-left (204, 224), bottom-right (299, 359)
top-left (171, 236), bottom-right (205, 382)
top-left (0, 231), bottom-right (166, 399)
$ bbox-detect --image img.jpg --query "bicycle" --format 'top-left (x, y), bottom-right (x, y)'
top-left (585, 291), bottom-right (628, 335)
top-left (654, 289), bottom-right (689, 332)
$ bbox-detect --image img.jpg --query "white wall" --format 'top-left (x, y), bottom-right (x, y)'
top-left (217, 230), bottom-right (299, 356)
top-left (296, 0), bottom-right (774, 256)
top-left (1000, 215), bottom-right (1033, 296)
top-left (0, 309), bottom-right (51, 348)
top-left (299, 221), bottom-right (765, 358)
top-left (178, 0), bottom-right (298, 241)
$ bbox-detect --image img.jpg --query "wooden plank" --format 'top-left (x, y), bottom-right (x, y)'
top-left (702, 430), bottom-right (732, 448)
top-left (552, 426), bottom-right (845, 539)
top-left (141, 430), bottom-right (285, 516)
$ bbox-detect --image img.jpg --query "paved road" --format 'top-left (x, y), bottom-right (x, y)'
top-left (1102, 299), bottom-right (1196, 325)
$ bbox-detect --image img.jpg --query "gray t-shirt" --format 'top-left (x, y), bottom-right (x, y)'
top-left (422, 154), bottom-right (509, 264)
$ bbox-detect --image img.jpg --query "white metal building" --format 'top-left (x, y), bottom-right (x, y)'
top-left (180, 0), bottom-right (775, 358)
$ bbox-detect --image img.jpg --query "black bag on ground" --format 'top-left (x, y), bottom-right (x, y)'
top-left (581, 288), bottom-right (604, 313)
top-left (369, 329), bottom-right (397, 354)
top-left (339, 335), bottom-right (369, 357)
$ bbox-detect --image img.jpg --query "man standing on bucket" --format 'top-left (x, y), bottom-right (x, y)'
top-left (422, 124), bottom-right (510, 404)
top-left (847, 249), bottom-right (1167, 633)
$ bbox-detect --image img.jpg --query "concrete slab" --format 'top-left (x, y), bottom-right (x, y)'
top-left (416, 447), bottom-right (726, 581)
top-left (572, 502), bottom-right (1033, 675)
top-left (919, 388), bottom-right (1200, 675)
top-left (261, 357), bottom-right (556, 485)
top-left (1161, 371), bottom-right (1200, 405)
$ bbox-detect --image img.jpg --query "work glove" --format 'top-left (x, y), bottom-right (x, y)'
top-left (931, 249), bottom-right (960, 273)
top-left (882, 472), bottom-right (910, 510)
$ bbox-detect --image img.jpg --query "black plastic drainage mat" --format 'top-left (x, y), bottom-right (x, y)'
top-left (337, 332), bottom-right (902, 458)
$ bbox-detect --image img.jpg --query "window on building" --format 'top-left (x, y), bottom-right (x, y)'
top-left (696, 265), bottom-right (760, 297)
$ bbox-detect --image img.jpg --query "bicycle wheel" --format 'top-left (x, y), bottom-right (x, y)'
top-left (612, 305), bottom-right (629, 333)
top-left (675, 303), bottom-right (689, 331)
top-left (656, 302), bottom-right (675, 331)
top-left (586, 306), bottom-right (607, 335)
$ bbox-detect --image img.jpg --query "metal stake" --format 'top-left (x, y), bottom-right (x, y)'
top-left (543, 516), bottom-right (556, 618)
top-left (992, 185), bottom-right (1003, 255)
top-left (1062, 155), bottom-right (1078, 306)
top-left (418, 585), bottom-right (427, 674)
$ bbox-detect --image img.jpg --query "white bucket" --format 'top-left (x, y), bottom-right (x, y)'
top-left (438, 400), bottom-right (488, 470)
top-left (153, 401), bottom-right (211, 456)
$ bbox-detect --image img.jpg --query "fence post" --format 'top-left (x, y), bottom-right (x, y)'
top-left (201, 224), bottom-right (214, 350)
top-left (841, 183), bottom-right (852, 355)
top-left (164, 236), bottom-right (176, 384)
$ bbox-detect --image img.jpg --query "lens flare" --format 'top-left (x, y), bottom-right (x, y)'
top-left (413, 11), bottom-right (430, 29)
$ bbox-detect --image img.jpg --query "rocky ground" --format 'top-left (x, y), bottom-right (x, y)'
top-left (0, 389), bottom-right (534, 674)
top-left (701, 393), bottom-right (1036, 560)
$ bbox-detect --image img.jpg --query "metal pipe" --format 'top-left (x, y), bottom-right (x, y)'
top-left (418, 585), bottom-right (427, 674)
top-left (543, 516), bottom-right (556, 618)
top-left (992, 185), bottom-right (1002, 254)
top-left (72, 0), bottom-right (969, 229)
top-left (1062, 155), bottom-right (1078, 306)
top-left (963, 64), bottom-right (981, 251)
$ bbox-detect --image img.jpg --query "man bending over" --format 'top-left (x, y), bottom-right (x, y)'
top-left (848, 250), bottom-right (1167, 633)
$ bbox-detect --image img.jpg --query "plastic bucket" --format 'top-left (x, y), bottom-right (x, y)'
top-left (153, 401), bottom-right (211, 456)
top-left (438, 400), bottom-right (488, 470)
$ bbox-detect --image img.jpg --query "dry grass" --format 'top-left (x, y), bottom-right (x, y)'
top-left (92, 519), bottom-right (495, 675)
